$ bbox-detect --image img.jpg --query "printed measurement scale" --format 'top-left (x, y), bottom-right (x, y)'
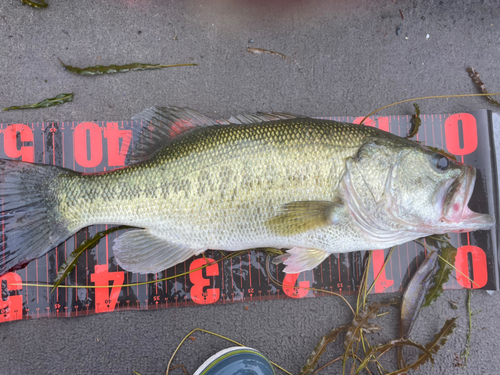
top-left (1, 111), bottom-right (498, 324)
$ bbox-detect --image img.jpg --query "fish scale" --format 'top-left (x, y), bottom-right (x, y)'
top-left (0, 107), bottom-right (494, 276)
top-left (59, 119), bottom-right (369, 247)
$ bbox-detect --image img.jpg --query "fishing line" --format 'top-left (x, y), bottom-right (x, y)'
top-left (414, 239), bottom-right (479, 287)
top-left (11, 250), bottom-right (247, 290)
top-left (166, 328), bottom-right (292, 375)
top-left (360, 92), bottom-right (500, 124)
top-left (365, 246), bottom-right (396, 297)
top-left (264, 254), bottom-right (355, 314)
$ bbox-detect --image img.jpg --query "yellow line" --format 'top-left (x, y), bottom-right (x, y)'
top-left (359, 92), bottom-right (500, 124)
top-left (414, 240), bottom-right (479, 288)
top-left (166, 328), bottom-right (292, 375)
top-left (366, 247), bottom-right (395, 296)
top-left (264, 255), bottom-right (355, 314)
top-left (11, 251), bottom-right (247, 290)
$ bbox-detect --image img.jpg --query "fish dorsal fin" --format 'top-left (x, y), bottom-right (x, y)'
top-left (129, 106), bottom-right (220, 163)
top-left (226, 112), bottom-right (307, 125)
top-left (129, 106), bottom-right (308, 164)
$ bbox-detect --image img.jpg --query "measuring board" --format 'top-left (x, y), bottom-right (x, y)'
top-left (0, 110), bottom-right (498, 324)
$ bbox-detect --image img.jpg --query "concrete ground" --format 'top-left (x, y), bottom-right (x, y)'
top-left (1, 0), bottom-right (500, 374)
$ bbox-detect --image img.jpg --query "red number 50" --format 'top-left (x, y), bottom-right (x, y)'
top-left (0, 273), bottom-right (23, 323)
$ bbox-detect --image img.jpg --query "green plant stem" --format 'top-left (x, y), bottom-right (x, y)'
top-left (461, 289), bottom-right (472, 365)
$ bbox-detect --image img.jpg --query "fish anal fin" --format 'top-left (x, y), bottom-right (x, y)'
top-left (276, 247), bottom-right (330, 274)
top-left (113, 229), bottom-right (204, 274)
top-left (266, 200), bottom-right (343, 236)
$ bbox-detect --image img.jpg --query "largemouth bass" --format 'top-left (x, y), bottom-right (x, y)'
top-left (0, 107), bottom-right (495, 275)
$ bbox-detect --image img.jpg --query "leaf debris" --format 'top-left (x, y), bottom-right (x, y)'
top-left (446, 299), bottom-right (459, 310)
top-left (296, 244), bottom-right (457, 375)
top-left (396, 317), bottom-right (457, 374)
top-left (398, 251), bottom-right (438, 369)
top-left (21, 0), bottom-right (48, 8)
top-left (406, 103), bottom-right (421, 139)
top-left (299, 324), bottom-right (350, 375)
top-left (52, 225), bottom-right (131, 291)
top-left (247, 47), bottom-right (287, 60)
top-left (356, 338), bottom-right (434, 375)
top-left (343, 303), bottom-right (386, 356)
top-left (357, 318), bottom-right (457, 375)
top-left (59, 59), bottom-right (197, 75)
top-left (3, 93), bottom-right (73, 111)
top-left (467, 66), bottom-right (500, 107)
top-left (400, 251), bottom-right (438, 338)
top-left (421, 234), bottom-right (458, 308)
top-left (167, 364), bottom-right (188, 375)
top-left (343, 301), bottom-right (393, 373)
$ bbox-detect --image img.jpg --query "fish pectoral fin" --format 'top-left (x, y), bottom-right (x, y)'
top-left (113, 229), bottom-right (204, 274)
top-left (265, 200), bottom-right (343, 236)
top-left (278, 247), bottom-right (330, 274)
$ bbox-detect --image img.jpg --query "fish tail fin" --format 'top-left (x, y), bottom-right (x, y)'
top-left (0, 159), bottom-right (76, 276)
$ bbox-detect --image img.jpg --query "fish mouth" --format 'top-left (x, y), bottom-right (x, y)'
top-left (439, 165), bottom-right (495, 232)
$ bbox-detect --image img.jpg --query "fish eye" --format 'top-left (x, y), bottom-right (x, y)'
top-left (433, 154), bottom-right (450, 171)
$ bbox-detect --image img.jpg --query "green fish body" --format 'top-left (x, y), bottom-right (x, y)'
top-left (0, 107), bottom-right (494, 275)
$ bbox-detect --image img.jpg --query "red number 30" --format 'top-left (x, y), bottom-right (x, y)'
top-left (190, 258), bottom-right (220, 304)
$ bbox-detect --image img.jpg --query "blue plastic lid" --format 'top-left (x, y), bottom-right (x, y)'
top-left (193, 346), bottom-right (275, 375)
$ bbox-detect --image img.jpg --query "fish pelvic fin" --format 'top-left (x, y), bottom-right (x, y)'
top-left (113, 229), bottom-right (205, 274)
top-left (0, 159), bottom-right (76, 276)
top-left (265, 200), bottom-right (343, 236)
top-left (274, 247), bottom-right (330, 274)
